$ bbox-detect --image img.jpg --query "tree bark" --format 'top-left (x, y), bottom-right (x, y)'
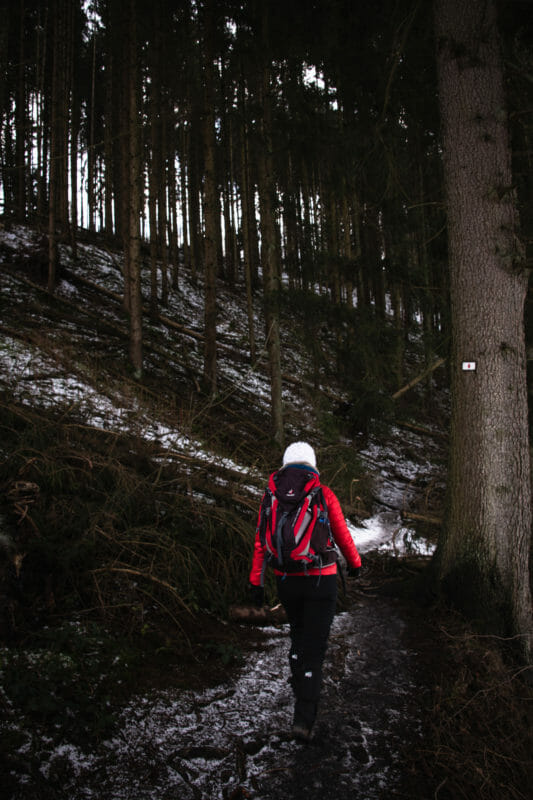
top-left (15, 0), bottom-right (26, 222)
top-left (103, 42), bottom-right (114, 239)
top-left (158, 99), bottom-right (169, 306)
top-left (256, 55), bottom-right (284, 447)
top-left (188, 99), bottom-right (202, 285)
top-left (126, 0), bottom-right (143, 378)
top-left (179, 125), bottom-right (191, 278)
top-left (238, 72), bottom-right (256, 363)
top-left (433, 0), bottom-right (532, 661)
top-left (88, 31), bottom-right (97, 232)
top-left (47, 0), bottom-right (62, 291)
top-left (201, 4), bottom-right (218, 395)
top-left (149, 79), bottom-right (160, 319)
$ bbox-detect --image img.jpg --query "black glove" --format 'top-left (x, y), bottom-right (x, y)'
top-left (248, 583), bottom-right (265, 608)
top-left (347, 565), bottom-right (362, 579)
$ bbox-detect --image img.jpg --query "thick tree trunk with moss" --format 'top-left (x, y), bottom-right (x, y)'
top-left (433, 0), bottom-right (532, 660)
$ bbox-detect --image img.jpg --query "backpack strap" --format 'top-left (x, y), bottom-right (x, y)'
top-left (257, 488), bottom-right (274, 543)
top-left (292, 488), bottom-right (320, 546)
top-left (274, 509), bottom-right (290, 567)
top-left (316, 487), bottom-right (347, 592)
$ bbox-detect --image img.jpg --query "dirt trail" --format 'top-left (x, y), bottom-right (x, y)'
top-left (40, 585), bottom-right (432, 800)
top-left (233, 592), bottom-right (429, 800)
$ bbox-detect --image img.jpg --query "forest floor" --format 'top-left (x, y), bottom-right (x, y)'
top-left (67, 563), bottom-right (530, 800)
top-left (88, 571), bottom-right (439, 800)
top-left (91, 566), bottom-right (445, 800)
top-left (7, 556), bottom-right (531, 800)
top-left (3, 553), bottom-right (448, 800)
top-left (1, 224), bottom-right (533, 799)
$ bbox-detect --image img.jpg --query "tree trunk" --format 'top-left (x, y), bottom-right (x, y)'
top-left (188, 103), bottom-right (202, 285)
top-left (158, 100), bottom-right (169, 306)
top-left (225, 119), bottom-right (239, 287)
top-left (256, 53), bottom-right (284, 447)
top-left (238, 73), bottom-right (257, 363)
top-left (59, 1), bottom-right (71, 237)
top-left (15, 0), bottom-right (26, 222)
top-left (433, 0), bottom-right (532, 661)
top-left (47, 1), bottom-right (62, 291)
top-left (167, 132), bottom-right (179, 288)
top-left (201, 20), bottom-right (218, 395)
top-left (126, 0), bottom-right (143, 378)
top-left (88, 32), bottom-right (97, 232)
top-left (179, 125), bottom-right (191, 277)
top-left (68, 3), bottom-right (78, 253)
top-left (149, 80), bottom-right (160, 319)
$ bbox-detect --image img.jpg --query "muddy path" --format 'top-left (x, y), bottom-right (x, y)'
top-left (34, 582), bottom-right (434, 800)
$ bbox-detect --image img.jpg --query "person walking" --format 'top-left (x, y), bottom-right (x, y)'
top-left (248, 441), bottom-right (362, 741)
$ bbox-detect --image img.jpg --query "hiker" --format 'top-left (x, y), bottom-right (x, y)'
top-left (248, 441), bottom-right (362, 741)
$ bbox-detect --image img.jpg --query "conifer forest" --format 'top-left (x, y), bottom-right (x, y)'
top-left (1, 1), bottom-right (533, 798)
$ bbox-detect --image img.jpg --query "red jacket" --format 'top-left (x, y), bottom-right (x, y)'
top-left (249, 466), bottom-right (362, 585)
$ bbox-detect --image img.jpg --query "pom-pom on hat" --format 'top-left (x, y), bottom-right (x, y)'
top-left (282, 441), bottom-right (317, 470)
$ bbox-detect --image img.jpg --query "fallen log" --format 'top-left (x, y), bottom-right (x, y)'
top-left (401, 511), bottom-right (442, 526)
top-left (229, 603), bottom-right (287, 625)
top-left (397, 421), bottom-right (448, 440)
top-left (392, 357), bottom-right (446, 400)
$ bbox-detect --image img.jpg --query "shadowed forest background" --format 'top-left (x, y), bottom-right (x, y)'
top-left (1, 0), bottom-right (532, 415)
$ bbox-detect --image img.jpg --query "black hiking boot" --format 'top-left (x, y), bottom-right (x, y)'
top-left (292, 698), bottom-right (317, 742)
top-left (291, 721), bottom-right (313, 742)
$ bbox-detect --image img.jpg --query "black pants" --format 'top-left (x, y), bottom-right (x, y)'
top-left (276, 574), bottom-right (337, 728)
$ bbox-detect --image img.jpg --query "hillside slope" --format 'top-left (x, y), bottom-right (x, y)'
top-left (1, 223), bottom-right (379, 637)
top-left (2, 225), bottom-right (533, 800)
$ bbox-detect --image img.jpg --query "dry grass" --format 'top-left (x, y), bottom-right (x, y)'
top-left (0, 398), bottom-right (260, 645)
top-left (402, 602), bottom-right (533, 799)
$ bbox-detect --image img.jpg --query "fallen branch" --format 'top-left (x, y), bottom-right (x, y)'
top-left (392, 357), bottom-right (446, 400)
top-left (397, 421), bottom-right (448, 440)
top-left (91, 566), bottom-right (194, 615)
top-left (401, 511), bottom-right (442, 526)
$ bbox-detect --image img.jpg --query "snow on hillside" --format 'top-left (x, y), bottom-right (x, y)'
top-left (0, 223), bottom-right (439, 556)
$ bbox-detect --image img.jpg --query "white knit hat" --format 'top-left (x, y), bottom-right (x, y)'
top-left (282, 441), bottom-right (317, 469)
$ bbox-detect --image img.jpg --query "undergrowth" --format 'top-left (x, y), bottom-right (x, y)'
top-left (0, 399), bottom-right (260, 638)
top-left (0, 394), bottom-right (267, 782)
top-left (362, 554), bottom-right (533, 800)
top-left (415, 611), bottom-right (533, 800)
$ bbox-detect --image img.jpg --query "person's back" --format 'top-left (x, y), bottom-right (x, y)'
top-left (248, 441), bottom-right (362, 740)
